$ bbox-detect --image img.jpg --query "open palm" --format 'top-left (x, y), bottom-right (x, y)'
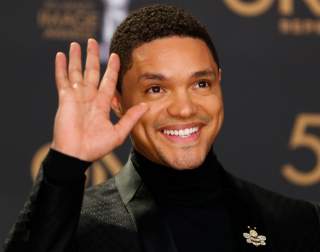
top-left (51, 39), bottom-right (148, 161)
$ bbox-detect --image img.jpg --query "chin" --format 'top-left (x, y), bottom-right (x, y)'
top-left (158, 148), bottom-right (207, 170)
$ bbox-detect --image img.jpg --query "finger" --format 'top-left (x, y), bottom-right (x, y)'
top-left (55, 52), bottom-right (69, 90)
top-left (84, 38), bottom-right (100, 87)
top-left (114, 103), bottom-right (149, 143)
top-left (68, 42), bottom-right (83, 85)
top-left (97, 53), bottom-right (120, 106)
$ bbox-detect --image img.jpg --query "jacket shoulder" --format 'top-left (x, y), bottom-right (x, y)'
top-left (239, 177), bottom-right (319, 222)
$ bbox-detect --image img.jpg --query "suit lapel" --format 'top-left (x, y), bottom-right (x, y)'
top-left (115, 159), bottom-right (177, 252)
top-left (221, 169), bottom-right (273, 252)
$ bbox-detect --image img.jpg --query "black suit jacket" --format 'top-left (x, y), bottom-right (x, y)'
top-left (4, 158), bottom-right (320, 252)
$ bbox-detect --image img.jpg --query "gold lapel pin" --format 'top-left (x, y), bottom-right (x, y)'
top-left (243, 226), bottom-right (267, 247)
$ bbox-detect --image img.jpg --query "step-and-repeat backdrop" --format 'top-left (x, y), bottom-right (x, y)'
top-left (1, 0), bottom-right (319, 242)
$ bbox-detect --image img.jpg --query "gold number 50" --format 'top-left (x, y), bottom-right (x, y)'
top-left (282, 113), bottom-right (320, 186)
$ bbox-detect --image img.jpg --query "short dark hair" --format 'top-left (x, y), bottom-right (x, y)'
top-left (110, 4), bottom-right (220, 92)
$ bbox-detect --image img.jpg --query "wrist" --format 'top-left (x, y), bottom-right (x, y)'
top-left (50, 142), bottom-right (92, 162)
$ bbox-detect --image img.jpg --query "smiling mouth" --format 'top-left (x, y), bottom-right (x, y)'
top-left (159, 124), bottom-right (202, 143)
top-left (162, 126), bottom-right (199, 138)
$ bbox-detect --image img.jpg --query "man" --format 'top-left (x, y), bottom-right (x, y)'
top-left (4, 4), bottom-right (320, 252)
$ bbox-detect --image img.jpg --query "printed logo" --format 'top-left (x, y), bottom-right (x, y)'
top-left (224, 0), bottom-right (320, 35)
top-left (282, 113), bottom-right (320, 186)
top-left (37, 0), bottom-right (100, 41)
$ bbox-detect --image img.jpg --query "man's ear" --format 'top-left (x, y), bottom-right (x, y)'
top-left (218, 68), bottom-right (222, 81)
top-left (111, 91), bottom-right (123, 118)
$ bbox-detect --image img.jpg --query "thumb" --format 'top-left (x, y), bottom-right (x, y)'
top-left (114, 103), bottom-right (149, 142)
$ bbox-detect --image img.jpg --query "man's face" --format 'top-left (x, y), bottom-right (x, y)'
top-left (119, 36), bottom-right (224, 170)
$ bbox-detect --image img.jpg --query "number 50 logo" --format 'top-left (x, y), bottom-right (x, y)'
top-left (282, 114), bottom-right (320, 186)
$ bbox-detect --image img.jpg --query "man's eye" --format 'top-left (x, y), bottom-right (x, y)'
top-left (195, 80), bottom-right (210, 88)
top-left (146, 86), bottom-right (162, 94)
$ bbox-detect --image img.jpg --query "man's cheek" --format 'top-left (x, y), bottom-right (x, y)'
top-left (131, 120), bottom-right (150, 142)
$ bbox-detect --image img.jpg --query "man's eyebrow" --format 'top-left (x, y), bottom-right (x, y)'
top-left (138, 69), bottom-right (215, 82)
top-left (191, 69), bottom-right (216, 78)
top-left (138, 73), bottom-right (166, 82)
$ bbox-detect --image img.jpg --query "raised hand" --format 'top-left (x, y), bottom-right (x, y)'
top-left (51, 39), bottom-right (148, 161)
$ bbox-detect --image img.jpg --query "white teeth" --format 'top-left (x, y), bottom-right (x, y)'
top-left (163, 127), bottom-right (199, 137)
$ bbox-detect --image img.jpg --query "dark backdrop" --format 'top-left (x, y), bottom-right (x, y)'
top-left (1, 0), bottom-right (319, 245)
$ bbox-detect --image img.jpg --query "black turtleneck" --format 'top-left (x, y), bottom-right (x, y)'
top-left (131, 149), bottom-right (234, 252)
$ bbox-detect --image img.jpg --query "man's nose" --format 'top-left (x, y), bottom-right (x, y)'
top-left (167, 91), bottom-right (197, 118)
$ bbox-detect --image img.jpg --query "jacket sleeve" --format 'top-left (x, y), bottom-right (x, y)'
top-left (3, 149), bottom-right (91, 252)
